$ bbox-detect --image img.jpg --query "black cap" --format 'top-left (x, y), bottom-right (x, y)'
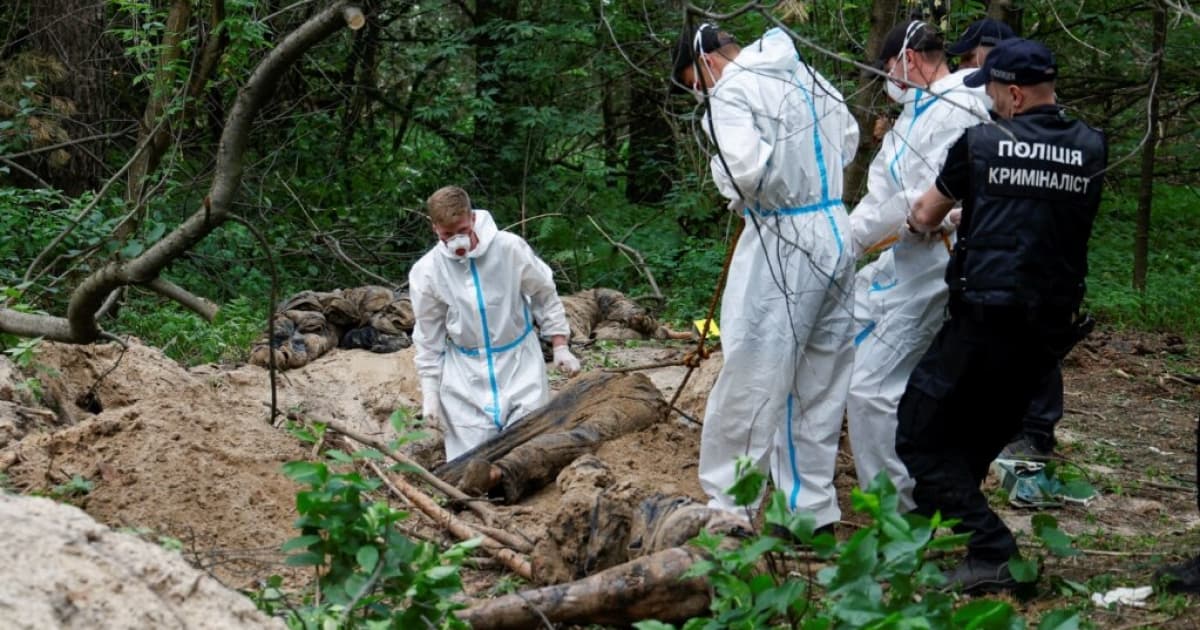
top-left (875, 20), bottom-right (944, 69)
top-left (947, 18), bottom-right (1015, 56)
top-left (670, 23), bottom-right (736, 93)
top-left (963, 38), bottom-right (1057, 87)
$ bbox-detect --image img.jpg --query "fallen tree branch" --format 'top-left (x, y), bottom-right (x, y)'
top-left (456, 546), bottom-right (709, 630)
top-left (145, 278), bottom-right (219, 321)
top-left (369, 461), bottom-right (533, 581)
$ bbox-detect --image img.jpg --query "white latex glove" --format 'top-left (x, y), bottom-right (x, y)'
top-left (899, 212), bottom-right (947, 246)
top-left (420, 376), bottom-right (444, 425)
top-left (552, 345), bottom-right (581, 376)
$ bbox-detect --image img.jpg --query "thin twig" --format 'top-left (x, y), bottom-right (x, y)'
top-left (228, 214), bottom-right (279, 424)
top-left (0, 127), bottom-right (133, 161)
top-left (0, 156), bottom-right (53, 189)
top-left (368, 461), bottom-right (533, 580)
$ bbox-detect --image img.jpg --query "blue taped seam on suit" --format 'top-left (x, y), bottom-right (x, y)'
top-left (854, 320), bottom-right (877, 347)
top-left (869, 279), bottom-right (898, 292)
top-left (888, 89), bottom-right (937, 184)
top-left (786, 393), bottom-right (802, 510)
top-left (468, 260), bottom-right (504, 431)
top-left (452, 304), bottom-right (532, 357)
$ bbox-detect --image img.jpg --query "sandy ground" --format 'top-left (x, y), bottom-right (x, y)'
top-left (1, 330), bottom-right (1198, 627)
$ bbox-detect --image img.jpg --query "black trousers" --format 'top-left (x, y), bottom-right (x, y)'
top-left (1021, 361), bottom-right (1063, 452)
top-left (896, 307), bottom-right (1060, 562)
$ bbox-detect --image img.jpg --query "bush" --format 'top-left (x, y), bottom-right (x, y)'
top-left (639, 458), bottom-right (1082, 629)
top-left (255, 413), bottom-right (473, 628)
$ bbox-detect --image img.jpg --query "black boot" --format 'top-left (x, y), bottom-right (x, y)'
top-left (1155, 554), bottom-right (1200, 594)
top-left (942, 556), bottom-right (1027, 595)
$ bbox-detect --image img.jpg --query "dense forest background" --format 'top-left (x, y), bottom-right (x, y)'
top-left (1, 0), bottom-right (1197, 364)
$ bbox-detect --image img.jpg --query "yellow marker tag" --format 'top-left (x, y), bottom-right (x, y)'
top-left (693, 319), bottom-right (720, 339)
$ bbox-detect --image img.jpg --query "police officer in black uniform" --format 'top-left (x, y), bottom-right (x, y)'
top-left (895, 38), bottom-right (1108, 594)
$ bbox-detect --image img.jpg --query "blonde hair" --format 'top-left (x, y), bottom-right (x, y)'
top-left (426, 186), bottom-right (472, 226)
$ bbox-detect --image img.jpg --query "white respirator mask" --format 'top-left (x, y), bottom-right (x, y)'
top-left (886, 21), bottom-right (924, 104)
top-left (443, 233), bottom-right (472, 259)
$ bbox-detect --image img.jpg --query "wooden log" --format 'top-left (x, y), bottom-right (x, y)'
top-left (456, 547), bottom-right (710, 630)
top-left (434, 370), bottom-right (666, 487)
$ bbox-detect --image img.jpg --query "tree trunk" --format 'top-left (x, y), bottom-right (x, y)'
top-left (843, 0), bottom-right (900, 205)
top-left (986, 0), bottom-right (1023, 36)
top-left (28, 0), bottom-right (117, 194)
top-left (456, 546), bottom-right (710, 630)
top-left (626, 76), bottom-right (674, 204)
top-left (470, 0), bottom-right (521, 199)
top-left (1133, 1), bottom-right (1166, 292)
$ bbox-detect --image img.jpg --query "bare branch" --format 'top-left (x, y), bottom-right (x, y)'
top-left (0, 128), bottom-right (134, 161)
top-left (145, 278), bottom-right (219, 321)
top-left (0, 156), bottom-right (53, 189)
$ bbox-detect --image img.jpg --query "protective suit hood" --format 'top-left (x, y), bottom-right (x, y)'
top-left (718, 27), bottom-right (798, 85)
top-left (437, 209), bottom-right (499, 260)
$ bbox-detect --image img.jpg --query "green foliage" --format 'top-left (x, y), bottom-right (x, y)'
top-left (640, 465), bottom-right (1053, 629)
top-left (255, 411), bottom-right (467, 628)
top-left (48, 474), bottom-right (95, 503)
top-left (112, 295), bottom-right (262, 365)
top-left (3, 335), bottom-right (42, 368)
top-left (1085, 185), bottom-right (1200, 334)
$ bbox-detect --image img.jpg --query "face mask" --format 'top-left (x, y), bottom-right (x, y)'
top-left (690, 53), bottom-right (716, 104)
top-left (885, 53), bottom-right (911, 104)
top-left (444, 233), bottom-right (471, 259)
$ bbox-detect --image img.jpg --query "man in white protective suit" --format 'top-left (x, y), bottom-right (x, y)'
top-left (409, 186), bottom-right (581, 460)
top-left (845, 21), bottom-right (990, 509)
top-left (671, 23), bottom-right (858, 532)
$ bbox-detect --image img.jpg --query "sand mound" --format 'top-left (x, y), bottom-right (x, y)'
top-left (0, 339), bottom-right (423, 588)
top-left (0, 492), bottom-right (281, 629)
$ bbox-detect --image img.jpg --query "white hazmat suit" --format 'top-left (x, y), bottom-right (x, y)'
top-left (409, 209), bottom-right (570, 460)
top-left (846, 69), bottom-right (990, 509)
top-left (696, 28), bottom-right (859, 527)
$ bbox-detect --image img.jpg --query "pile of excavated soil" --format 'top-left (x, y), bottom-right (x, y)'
top-left (0, 492), bottom-right (281, 629)
top-left (0, 339), bottom-right (423, 588)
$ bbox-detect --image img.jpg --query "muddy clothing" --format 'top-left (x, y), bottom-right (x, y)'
top-left (898, 105), bottom-right (1107, 562)
top-left (410, 209), bottom-right (570, 459)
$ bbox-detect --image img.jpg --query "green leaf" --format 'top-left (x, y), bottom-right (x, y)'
top-left (425, 565), bottom-right (458, 581)
top-left (281, 461), bottom-right (327, 485)
top-left (1009, 556), bottom-right (1039, 583)
top-left (284, 551), bottom-right (324, 567)
top-left (634, 622), bottom-right (677, 630)
top-left (281, 534), bottom-right (321, 552)
top-left (725, 456), bottom-right (766, 507)
top-left (353, 448), bottom-right (385, 461)
top-left (951, 599), bottom-right (1019, 629)
top-left (326, 449), bottom-right (353, 464)
top-left (1037, 609), bottom-right (1081, 630)
top-left (120, 240), bottom-right (144, 259)
top-left (356, 545), bottom-right (379, 573)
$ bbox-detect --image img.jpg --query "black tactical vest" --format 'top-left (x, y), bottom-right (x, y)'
top-left (948, 106), bottom-right (1107, 313)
